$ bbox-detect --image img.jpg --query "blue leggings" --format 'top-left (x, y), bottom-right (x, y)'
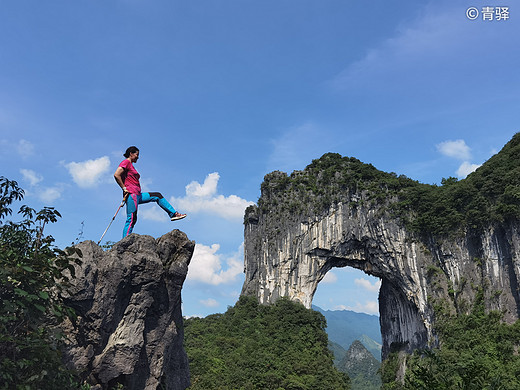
top-left (123, 192), bottom-right (177, 238)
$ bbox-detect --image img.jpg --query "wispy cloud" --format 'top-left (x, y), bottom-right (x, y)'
top-left (64, 156), bottom-right (111, 188)
top-left (19, 168), bottom-right (63, 203)
top-left (139, 207), bottom-right (169, 222)
top-left (2, 139), bottom-right (36, 159)
top-left (16, 139), bottom-right (35, 159)
top-left (355, 278), bottom-right (381, 292)
top-left (171, 172), bottom-right (253, 221)
top-left (186, 242), bottom-right (244, 286)
top-left (355, 301), bottom-right (379, 315)
top-left (39, 186), bottom-right (63, 203)
top-left (20, 169), bottom-right (43, 186)
top-left (321, 271), bottom-right (338, 284)
top-left (334, 5), bottom-right (466, 87)
top-left (334, 300), bottom-right (379, 315)
top-left (331, 2), bottom-right (517, 108)
top-left (200, 298), bottom-right (219, 308)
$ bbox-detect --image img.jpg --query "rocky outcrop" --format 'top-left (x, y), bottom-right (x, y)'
top-left (339, 340), bottom-right (381, 389)
top-left (61, 230), bottom-right (194, 390)
top-left (242, 149), bottom-right (520, 360)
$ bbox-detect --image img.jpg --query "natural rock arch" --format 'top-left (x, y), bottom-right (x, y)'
top-left (242, 200), bottom-right (435, 360)
top-left (241, 151), bottom-right (520, 360)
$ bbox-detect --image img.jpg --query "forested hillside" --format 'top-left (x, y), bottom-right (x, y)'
top-left (184, 296), bottom-right (350, 390)
top-left (382, 292), bottom-right (520, 389)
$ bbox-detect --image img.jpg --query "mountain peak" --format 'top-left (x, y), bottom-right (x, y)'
top-left (339, 340), bottom-right (382, 390)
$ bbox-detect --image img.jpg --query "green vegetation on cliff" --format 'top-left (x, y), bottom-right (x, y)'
top-left (396, 132), bottom-right (520, 235)
top-left (381, 292), bottom-right (520, 389)
top-left (184, 295), bottom-right (350, 390)
top-left (249, 132), bottom-right (520, 237)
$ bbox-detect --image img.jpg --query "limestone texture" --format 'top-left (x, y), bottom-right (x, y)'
top-left (242, 155), bottom-right (520, 360)
top-left (60, 230), bottom-right (194, 390)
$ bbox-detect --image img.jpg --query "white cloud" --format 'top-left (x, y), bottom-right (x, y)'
top-left (20, 169), bottom-right (43, 186)
top-left (38, 186), bottom-right (62, 203)
top-left (65, 156), bottom-right (111, 188)
top-left (436, 140), bottom-right (471, 161)
top-left (186, 172), bottom-right (219, 197)
top-left (456, 161), bottom-right (481, 178)
top-left (186, 242), bottom-right (244, 285)
top-left (321, 271), bottom-right (338, 284)
top-left (334, 301), bottom-right (379, 315)
top-left (355, 278), bottom-right (382, 292)
top-left (17, 139), bottom-right (35, 158)
top-left (354, 301), bottom-right (379, 315)
top-left (435, 139), bottom-right (482, 179)
top-left (139, 207), bottom-right (169, 222)
top-left (200, 298), bottom-right (220, 308)
top-left (171, 172), bottom-right (254, 221)
top-left (18, 169), bottom-right (63, 203)
top-left (183, 314), bottom-right (203, 319)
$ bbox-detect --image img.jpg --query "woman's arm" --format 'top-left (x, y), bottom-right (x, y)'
top-left (114, 166), bottom-right (127, 193)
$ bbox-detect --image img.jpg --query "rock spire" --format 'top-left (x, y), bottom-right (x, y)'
top-left (61, 230), bottom-right (194, 390)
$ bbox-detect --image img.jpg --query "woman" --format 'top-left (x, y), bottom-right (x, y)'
top-left (114, 146), bottom-right (186, 238)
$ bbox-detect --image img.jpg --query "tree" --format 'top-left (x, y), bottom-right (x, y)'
top-left (0, 176), bottom-right (82, 389)
top-left (381, 293), bottom-right (520, 390)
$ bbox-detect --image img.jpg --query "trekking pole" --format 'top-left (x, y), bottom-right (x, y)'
top-left (97, 193), bottom-right (128, 245)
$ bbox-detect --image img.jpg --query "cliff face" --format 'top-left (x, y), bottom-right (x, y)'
top-left (61, 230), bottom-right (194, 390)
top-left (242, 142), bottom-right (520, 360)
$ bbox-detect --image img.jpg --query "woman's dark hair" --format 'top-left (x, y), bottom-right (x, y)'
top-left (124, 146), bottom-right (139, 158)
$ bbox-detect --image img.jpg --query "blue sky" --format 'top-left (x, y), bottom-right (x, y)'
top-left (1, 1), bottom-right (519, 317)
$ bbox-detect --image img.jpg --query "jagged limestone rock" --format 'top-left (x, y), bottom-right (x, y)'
top-left (60, 230), bottom-right (194, 390)
top-left (242, 145), bottom-right (520, 360)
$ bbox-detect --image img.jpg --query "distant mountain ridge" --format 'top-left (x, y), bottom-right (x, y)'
top-left (313, 306), bottom-right (382, 361)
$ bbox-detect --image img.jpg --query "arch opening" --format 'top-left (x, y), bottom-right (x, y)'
top-left (313, 266), bottom-right (382, 361)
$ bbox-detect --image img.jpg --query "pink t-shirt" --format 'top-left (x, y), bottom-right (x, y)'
top-left (119, 159), bottom-right (141, 195)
